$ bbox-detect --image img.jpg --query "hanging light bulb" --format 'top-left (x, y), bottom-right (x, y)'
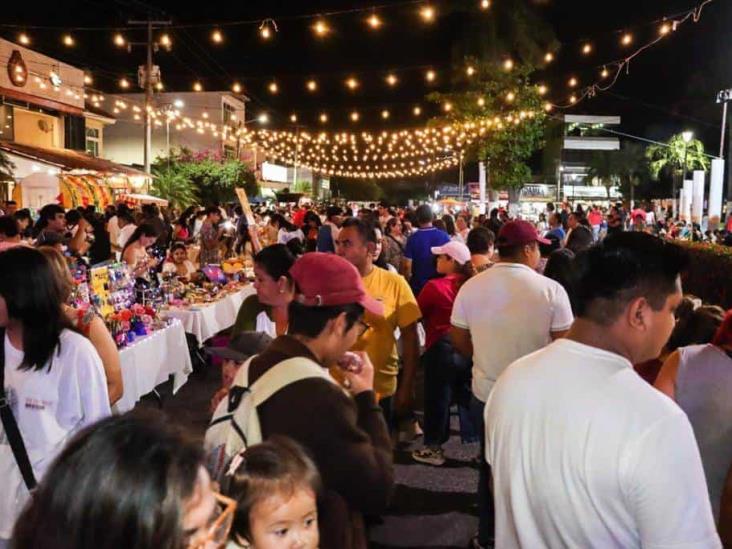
top-left (306, 79), bottom-right (318, 92)
top-left (350, 111), bottom-right (360, 122)
top-left (257, 113), bottom-right (269, 124)
top-left (413, 106), bottom-right (422, 116)
top-left (659, 22), bottom-right (672, 36)
top-left (193, 81), bottom-right (203, 92)
top-left (313, 19), bottom-right (329, 37)
top-left (290, 114), bottom-right (298, 123)
top-left (62, 34), bottom-right (75, 47)
top-left (259, 19), bottom-right (277, 40)
top-left (420, 6), bottom-right (436, 22)
top-left (211, 29), bottom-right (224, 44)
top-left (503, 58), bottom-right (514, 71)
top-left (156, 82), bottom-right (164, 91)
top-left (119, 77), bottom-right (130, 89)
top-left (568, 77), bottom-right (578, 88)
top-left (600, 66), bottom-right (609, 79)
top-left (505, 91), bottom-right (515, 102)
top-left (84, 74), bottom-right (93, 85)
top-left (569, 95), bottom-right (577, 104)
top-left (345, 77), bottom-right (359, 90)
top-left (381, 109), bottom-right (390, 119)
top-left (367, 13), bottom-right (382, 29)
top-left (544, 102), bottom-right (553, 112)
top-left (18, 33), bottom-right (30, 46)
top-left (544, 52), bottom-right (554, 63)
top-left (443, 102), bottom-right (453, 112)
top-left (480, 0), bottom-right (490, 9)
top-left (159, 33), bottom-right (172, 48)
top-left (114, 33), bottom-right (126, 47)
top-left (538, 84), bottom-right (548, 96)
top-left (621, 33), bottom-right (633, 46)
top-left (477, 97), bottom-right (486, 107)
top-left (232, 82), bottom-right (242, 93)
top-left (268, 81), bottom-right (279, 94)
top-left (425, 69), bottom-right (436, 82)
top-left (202, 111), bottom-right (209, 119)
top-left (386, 73), bottom-right (398, 86)
top-left (466, 66), bottom-right (476, 77)
top-left (319, 113), bottom-right (328, 123)
top-left (582, 43), bottom-right (592, 55)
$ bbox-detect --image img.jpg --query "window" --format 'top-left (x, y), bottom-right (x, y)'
top-left (0, 104), bottom-right (14, 141)
top-left (85, 127), bottom-right (100, 157)
top-left (222, 102), bottom-right (237, 129)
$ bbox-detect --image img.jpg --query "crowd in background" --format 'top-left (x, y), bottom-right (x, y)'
top-left (1, 195), bottom-right (732, 549)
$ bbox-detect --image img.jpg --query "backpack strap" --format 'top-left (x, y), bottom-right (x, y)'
top-left (248, 356), bottom-right (335, 406)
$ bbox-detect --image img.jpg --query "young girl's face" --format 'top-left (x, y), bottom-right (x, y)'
top-left (248, 487), bottom-right (318, 549)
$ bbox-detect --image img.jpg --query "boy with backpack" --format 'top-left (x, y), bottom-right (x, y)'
top-left (206, 252), bottom-right (393, 549)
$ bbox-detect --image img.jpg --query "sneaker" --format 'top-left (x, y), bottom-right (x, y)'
top-left (412, 446), bottom-right (446, 466)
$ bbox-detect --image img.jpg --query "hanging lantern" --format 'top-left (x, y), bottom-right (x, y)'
top-left (7, 50), bottom-right (28, 88)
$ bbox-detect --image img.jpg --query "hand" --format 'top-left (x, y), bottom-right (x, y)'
top-left (342, 351), bottom-right (374, 396)
top-left (393, 383), bottom-right (415, 415)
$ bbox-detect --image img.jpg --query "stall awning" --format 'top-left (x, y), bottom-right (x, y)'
top-left (119, 193), bottom-right (169, 207)
top-left (0, 141), bottom-right (149, 178)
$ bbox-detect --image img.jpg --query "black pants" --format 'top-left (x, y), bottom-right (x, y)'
top-left (470, 395), bottom-right (495, 545)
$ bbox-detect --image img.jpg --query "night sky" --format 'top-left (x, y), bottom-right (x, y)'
top-left (2, 0), bottom-right (730, 180)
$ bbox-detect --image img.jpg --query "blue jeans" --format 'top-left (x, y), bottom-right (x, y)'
top-left (422, 336), bottom-right (476, 446)
top-left (470, 395), bottom-right (495, 545)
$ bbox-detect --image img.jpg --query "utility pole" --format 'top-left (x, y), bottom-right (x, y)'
top-left (127, 18), bottom-right (171, 186)
top-left (719, 89), bottom-right (732, 218)
top-left (458, 150), bottom-right (464, 202)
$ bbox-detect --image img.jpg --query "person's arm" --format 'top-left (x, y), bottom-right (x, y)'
top-left (720, 462), bottom-right (732, 546)
top-left (248, 225), bottom-right (262, 254)
top-left (394, 322), bottom-right (420, 414)
top-left (68, 217), bottom-right (90, 255)
top-left (654, 350), bottom-right (680, 400)
top-left (550, 285), bottom-right (574, 340)
top-left (401, 236), bottom-right (414, 279)
top-left (625, 413), bottom-right (720, 547)
top-left (87, 315), bottom-right (123, 405)
top-left (451, 326), bottom-right (473, 358)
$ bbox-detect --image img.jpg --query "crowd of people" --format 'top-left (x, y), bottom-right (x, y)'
top-left (0, 194), bottom-right (731, 549)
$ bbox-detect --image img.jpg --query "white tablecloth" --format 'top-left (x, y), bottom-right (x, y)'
top-left (115, 319), bottom-right (193, 413)
top-left (162, 286), bottom-right (256, 344)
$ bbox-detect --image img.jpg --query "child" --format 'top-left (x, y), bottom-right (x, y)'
top-left (223, 437), bottom-right (321, 549)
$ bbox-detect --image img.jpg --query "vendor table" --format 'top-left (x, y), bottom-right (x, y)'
top-left (162, 286), bottom-right (256, 344)
top-left (115, 319), bottom-right (193, 413)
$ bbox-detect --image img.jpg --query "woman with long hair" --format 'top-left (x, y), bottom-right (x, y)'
top-left (231, 244), bottom-right (296, 339)
top-left (122, 223), bottom-right (160, 278)
top-left (163, 242), bottom-right (198, 281)
top-left (37, 247), bottom-right (123, 406)
top-left (383, 217), bottom-right (406, 272)
top-left (0, 247), bottom-right (111, 543)
top-left (271, 213), bottom-right (304, 247)
top-left (174, 206), bottom-right (197, 242)
top-left (11, 411), bottom-right (234, 549)
top-left (412, 241), bottom-right (477, 466)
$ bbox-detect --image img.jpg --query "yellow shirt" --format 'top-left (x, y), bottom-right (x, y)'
top-left (352, 266), bottom-right (421, 397)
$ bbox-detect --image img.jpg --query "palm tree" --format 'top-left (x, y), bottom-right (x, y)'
top-left (646, 133), bottom-right (709, 213)
top-left (616, 142), bottom-right (648, 208)
top-left (150, 167), bottom-right (197, 209)
top-left (586, 151), bottom-right (621, 200)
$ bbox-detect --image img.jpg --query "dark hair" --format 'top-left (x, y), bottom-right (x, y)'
top-left (142, 203), bottom-right (159, 218)
top-left (384, 217), bottom-right (402, 236)
top-left (204, 205), bottom-right (221, 217)
top-left (65, 209), bottom-right (81, 226)
top-left (466, 227), bottom-right (495, 255)
top-left (270, 213), bottom-right (297, 233)
top-left (178, 206), bottom-right (197, 227)
top-left (441, 215), bottom-right (457, 237)
top-left (415, 204), bottom-right (433, 226)
top-left (170, 242), bottom-right (187, 254)
top-left (12, 411), bottom-right (203, 549)
top-left (573, 232), bottom-right (688, 325)
top-left (254, 244), bottom-right (295, 281)
top-left (341, 217), bottom-right (375, 245)
top-left (304, 210), bottom-right (322, 228)
top-left (566, 225), bottom-right (593, 254)
top-left (38, 246), bottom-right (74, 302)
top-left (667, 305), bottom-right (725, 352)
top-left (544, 248), bottom-right (577, 312)
top-left (0, 215), bottom-right (19, 238)
top-left (5, 200), bottom-right (16, 206)
top-left (224, 436), bottom-right (321, 545)
top-left (287, 301), bottom-right (364, 338)
top-left (0, 247), bottom-right (71, 371)
top-left (326, 206), bottom-right (343, 221)
top-left (35, 204), bottom-right (65, 233)
top-left (122, 223), bottom-right (158, 256)
top-left (433, 219), bottom-right (447, 233)
top-left (14, 208), bottom-right (32, 222)
top-left (118, 211), bottom-right (135, 225)
top-left (539, 233), bottom-right (562, 257)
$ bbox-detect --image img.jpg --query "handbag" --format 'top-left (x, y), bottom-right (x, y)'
top-left (0, 328), bottom-right (37, 490)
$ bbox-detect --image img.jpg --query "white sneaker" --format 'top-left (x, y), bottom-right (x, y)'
top-left (412, 446), bottom-right (446, 466)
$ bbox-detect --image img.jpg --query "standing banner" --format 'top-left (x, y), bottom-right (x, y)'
top-left (709, 159), bottom-right (724, 229)
top-left (235, 188), bottom-right (256, 225)
top-left (691, 171), bottom-right (705, 225)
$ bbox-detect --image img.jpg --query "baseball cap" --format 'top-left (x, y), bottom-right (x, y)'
top-left (289, 252), bottom-right (384, 316)
top-left (431, 241), bottom-right (471, 265)
top-left (497, 220), bottom-right (551, 247)
top-left (206, 331), bottom-right (273, 362)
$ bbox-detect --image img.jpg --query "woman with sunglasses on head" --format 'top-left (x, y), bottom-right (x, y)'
top-left (12, 411), bottom-right (236, 549)
top-left (0, 247), bottom-right (111, 546)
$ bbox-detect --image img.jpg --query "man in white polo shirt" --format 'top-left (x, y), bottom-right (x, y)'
top-left (451, 219), bottom-right (574, 548)
top-left (486, 232), bottom-right (720, 548)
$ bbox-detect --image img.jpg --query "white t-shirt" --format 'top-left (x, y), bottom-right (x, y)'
top-left (485, 338), bottom-right (721, 549)
top-left (118, 224), bottom-right (136, 249)
top-left (277, 228), bottom-right (304, 245)
top-left (451, 262), bottom-right (573, 402)
top-left (108, 215), bottom-right (120, 246)
top-left (0, 330), bottom-right (111, 538)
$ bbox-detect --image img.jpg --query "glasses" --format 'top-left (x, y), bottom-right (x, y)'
top-left (356, 319), bottom-right (371, 337)
top-left (187, 492), bottom-right (237, 549)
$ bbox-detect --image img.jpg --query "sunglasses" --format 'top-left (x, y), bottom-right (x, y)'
top-left (186, 492), bottom-right (237, 549)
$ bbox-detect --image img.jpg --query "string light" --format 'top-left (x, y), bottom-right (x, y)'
top-left (477, 97), bottom-right (486, 107)
top-left (443, 102), bottom-right (453, 112)
top-left (381, 109), bottom-right (390, 119)
top-left (259, 20), bottom-right (276, 40)
top-left (505, 91), bottom-right (515, 102)
top-left (544, 52), bottom-right (554, 63)
top-left (62, 34), bottom-right (75, 47)
top-left (202, 111), bottom-right (209, 119)
top-left (84, 74), bottom-right (93, 85)
top-left (659, 22), bottom-right (672, 36)
top-left (413, 106), bottom-right (422, 116)
top-left (257, 113), bottom-right (269, 124)
top-left (345, 77), bottom-right (359, 90)
top-left (211, 29), bottom-right (224, 44)
top-left (538, 84), bottom-right (548, 96)
top-left (268, 81), bottom-right (279, 94)
top-left (193, 81), bottom-right (203, 92)
top-left (290, 114), bottom-right (298, 123)
top-left (119, 78), bottom-right (130, 89)
top-left (582, 43), bottom-right (592, 55)
top-left (569, 95), bottom-right (577, 104)
top-left (367, 14), bottom-right (382, 29)
top-left (621, 33), bottom-right (633, 46)
top-left (420, 6), bottom-right (436, 22)
top-left (386, 73), bottom-right (398, 86)
top-left (544, 102), bottom-right (553, 112)
top-left (466, 66), bottom-right (476, 77)
top-left (156, 82), bottom-right (164, 91)
top-left (600, 66), bottom-right (609, 79)
top-left (18, 33), bottom-right (30, 45)
top-left (350, 111), bottom-right (360, 122)
top-left (114, 33), bottom-right (126, 47)
top-left (503, 59), bottom-right (514, 71)
top-left (232, 82), bottom-right (242, 93)
top-left (480, 0), bottom-right (491, 9)
top-left (425, 69), bottom-right (436, 82)
top-left (313, 19), bottom-right (329, 37)
top-left (568, 77), bottom-right (578, 88)
top-left (319, 113), bottom-right (328, 123)
top-left (160, 34), bottom-right (172, 48)
top-left (306, 79), bottom-right (318, 92)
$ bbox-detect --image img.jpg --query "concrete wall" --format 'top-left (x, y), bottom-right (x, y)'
top-left (13, 108), bottom-right (63, 148)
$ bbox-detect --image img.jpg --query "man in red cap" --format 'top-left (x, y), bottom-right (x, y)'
top-left (241, 252), bottom-right (393, 549)
top-left (450, 219), bottom-right (574, 549)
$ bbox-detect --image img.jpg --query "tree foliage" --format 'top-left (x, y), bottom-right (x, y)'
top-left (151, 148), bottom-right (258, 207)
top-left (331, 177), bottom-right (383, 202)
top-left (428, 62), bottom-right (546, 191)
top-left (0, 150), bottom-right (15, 182)
top-left (587, 142), bottom-right (648, 201)
top-left (646, 133), bottom-right (710, 179)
